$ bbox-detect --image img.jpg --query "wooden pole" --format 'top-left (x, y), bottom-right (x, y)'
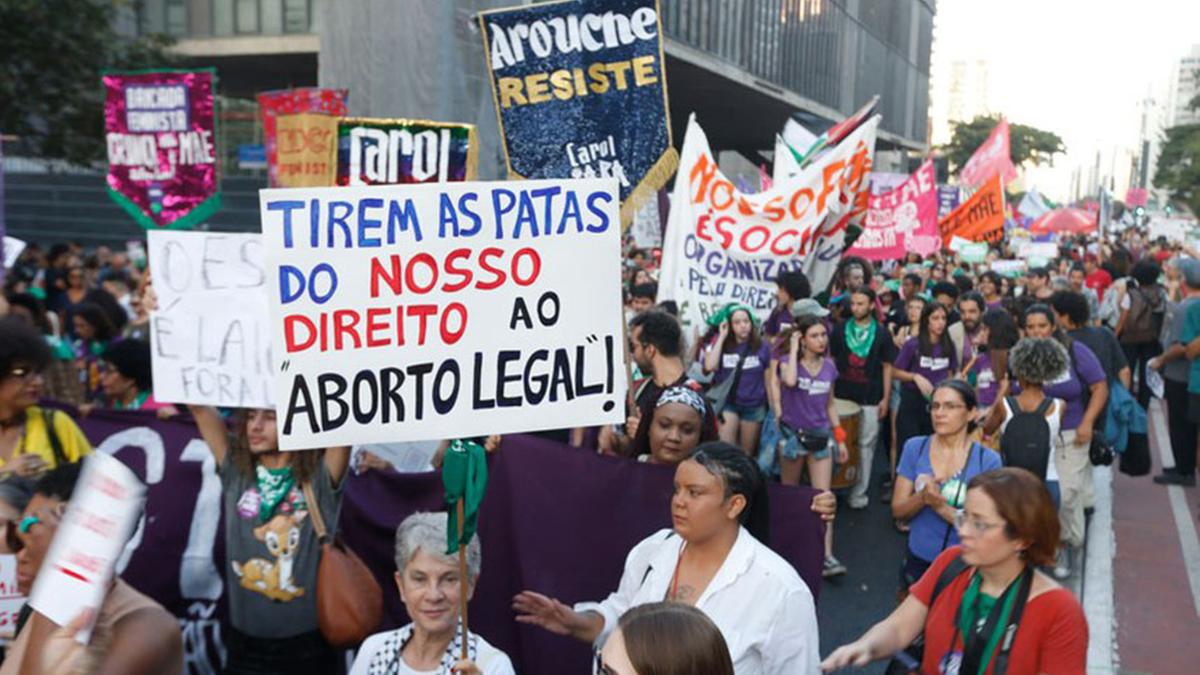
top-left (621, 316), bottom-right (636, 413)
top-left (456, 498), bottom-right (469, 662)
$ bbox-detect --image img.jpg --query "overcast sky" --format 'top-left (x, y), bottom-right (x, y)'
top-left (930, 0), bottom-right (1200, 202)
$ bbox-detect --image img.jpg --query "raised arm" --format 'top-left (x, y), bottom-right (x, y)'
top-left (185, 404), bottom-right (230, 466)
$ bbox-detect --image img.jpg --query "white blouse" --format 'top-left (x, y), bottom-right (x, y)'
top-left (575, 527), bottom-right (820, 675)
top-left (349, 624), bottom-right (515, 675)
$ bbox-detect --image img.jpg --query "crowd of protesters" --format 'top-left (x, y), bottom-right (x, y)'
top-left (0, 223), bottom-right (1196, 674)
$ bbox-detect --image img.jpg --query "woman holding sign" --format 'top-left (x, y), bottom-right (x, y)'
top-left (188, 403), bottom-right (350, 674)
top-left (514, 442), bottom-right (822, 675)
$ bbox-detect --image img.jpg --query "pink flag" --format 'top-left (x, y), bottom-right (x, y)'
top-left (959, 118), bottom-right (1019, 188)
top-left (847, 159), bottom-right (940, 260)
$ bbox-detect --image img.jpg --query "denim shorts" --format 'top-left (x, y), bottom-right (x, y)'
top-left (778, 424), bottom-right (832, 460)
top-left (723, 401), bottom-right (767, 423)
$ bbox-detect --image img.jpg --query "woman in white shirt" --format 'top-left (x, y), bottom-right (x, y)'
top-left (513, 442), bottom-right (821, 675)
top-left (350, 513), bottom-right (514, 675)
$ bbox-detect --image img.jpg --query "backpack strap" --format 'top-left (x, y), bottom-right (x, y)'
top-left (1033, 397), bottom-right (1052, 417)
top-left (929, 554), bottom-right (970, 608)
top-left (41, 409), bottom-right (68, 468)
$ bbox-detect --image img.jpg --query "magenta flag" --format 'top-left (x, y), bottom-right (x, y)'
top-left (103, 69), bottom-right (220, 230)
top-left (847, 159), bottom-right (940, 260)
top-left (958, 118), bottom-right (1019, 189)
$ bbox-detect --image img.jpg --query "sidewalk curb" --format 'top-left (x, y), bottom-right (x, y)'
top-left (1084, 464), bottom-right (1117, 672)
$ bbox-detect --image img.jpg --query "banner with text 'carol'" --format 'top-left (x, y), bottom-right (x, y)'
top-left (478, 0), bottom-right (676, 226)
top-left (336, 117), bottom-right (478, 187)
top-left (259, 179), bottom-right (626, 449)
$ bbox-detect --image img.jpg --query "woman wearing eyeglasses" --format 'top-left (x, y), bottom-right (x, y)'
top-left (822, 468), bottom-right (1088, 674)
top-left (0, 318), bottom-right (92, 480)
top-left (891, 381), bottom-right (1001, 595)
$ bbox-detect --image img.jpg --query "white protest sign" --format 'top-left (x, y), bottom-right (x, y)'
top-left (662, 114), bottom-right (877, 332)
top-left (630, 196), bottom-right (663, 249)
top-left (1148, 218), bottom-right (1194, 244)
top-left (28, 453), bottom-right (146, 629)
top-left (0, 555), bottom-right (23, 641)
top-left (948, 235), bottom-right (972, 253)
top-left (991, 259), bottom-right (1026, 276)
top-left (260, 178), bottom-right (626, 449)
top-left (1017, 241), bottom-right (1058, 260)
top-left (3, 237), bottom-right (26, 270)
top-left (148, 231), bottom-right (274, 408)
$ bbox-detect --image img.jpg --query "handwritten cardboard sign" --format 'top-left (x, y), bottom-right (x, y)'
top-left (28, 453), bottom-right (146, 629)
top-left (260, 178), bottom-right (626, 449)
top-left (149, 231), bottom-right (273, 408)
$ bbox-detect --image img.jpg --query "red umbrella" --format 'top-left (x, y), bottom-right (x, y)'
top-left (1028, 208), bottom-right (1097, 235)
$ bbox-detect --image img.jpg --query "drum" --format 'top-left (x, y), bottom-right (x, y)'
top-left (831, 398), bottom-right (862, 489)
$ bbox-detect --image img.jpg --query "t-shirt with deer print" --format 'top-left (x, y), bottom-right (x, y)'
top-left (220, 453), bottom-right (343, 638)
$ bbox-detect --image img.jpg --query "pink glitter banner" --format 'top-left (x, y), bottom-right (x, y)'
top-left (257, 88), bottom-right (349, 187)
top-left (103, 69), bottom-right (220, 230)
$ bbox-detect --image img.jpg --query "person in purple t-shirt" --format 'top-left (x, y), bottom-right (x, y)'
top-left (775, 315), bottom-right (850, 577)
top-left (963, 309), bottom-right (1021, 436)
top-left (1022, 304), bottom-right (1108, 579)
top-left (892, 303), bottom-right (972, 461)
top-left (703, 304), bottom-right (772, 455)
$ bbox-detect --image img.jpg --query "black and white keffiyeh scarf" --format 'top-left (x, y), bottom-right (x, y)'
top-left (364, 623), bottom-right (479, 675)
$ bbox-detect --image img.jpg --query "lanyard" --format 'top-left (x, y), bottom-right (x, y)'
top-left (667, 543), bottom-right (686, 601)
top-left (945, 566), bottom-right (1032, 675)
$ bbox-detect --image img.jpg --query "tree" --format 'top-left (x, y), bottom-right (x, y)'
top-left (0, 0), bottom-right (175, 166)
top-left (1154, 124), bottom-right (1200, 218)
top-left (941, 115), bottom-right (1066, 174)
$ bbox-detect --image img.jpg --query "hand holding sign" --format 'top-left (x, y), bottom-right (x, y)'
top-left (28, 453), bottom-right (146, 633)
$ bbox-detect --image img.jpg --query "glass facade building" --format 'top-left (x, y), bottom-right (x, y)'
top-left (661, 0), bottom-right (932, 145)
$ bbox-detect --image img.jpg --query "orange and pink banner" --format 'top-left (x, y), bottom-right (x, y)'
top-left (847, 159), bottom-right (940, 260)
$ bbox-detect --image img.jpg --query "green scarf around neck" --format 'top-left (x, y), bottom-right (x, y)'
top-left (255, 464), bottom-right (295, 522)
top-left (844, 318), bottom-right (877, 359)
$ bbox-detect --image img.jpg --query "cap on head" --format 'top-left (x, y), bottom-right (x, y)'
top-left (1178, 258), bottom-right (1200, 289)
top-left (790, 298), bottom-right (830, 319)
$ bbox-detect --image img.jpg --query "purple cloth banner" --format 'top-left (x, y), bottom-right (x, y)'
top-left (65, 409), bottom-right (823, 674)
top-left (340, 436), bottom-right (825, 674)
top-left (103, 69), bottom-right (221, 230)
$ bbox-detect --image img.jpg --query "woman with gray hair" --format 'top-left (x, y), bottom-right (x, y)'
top-left (349, 512), bottom-right (514, 675)
top-left (982, 337), bottom-right (1068, 500)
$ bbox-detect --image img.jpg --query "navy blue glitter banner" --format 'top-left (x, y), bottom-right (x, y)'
top-left (478, 0), bottom-right (677, 227)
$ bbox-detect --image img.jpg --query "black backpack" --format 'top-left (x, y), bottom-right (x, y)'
top-left (999, 396), bottom-right (1053, 480)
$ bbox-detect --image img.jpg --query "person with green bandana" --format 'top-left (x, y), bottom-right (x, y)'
top-left (822, 467), bottom-right (1087, 674)
top-left (829, 287), bottom-right (895, 510)
top-left (187, 402), bottom-right (350, 674)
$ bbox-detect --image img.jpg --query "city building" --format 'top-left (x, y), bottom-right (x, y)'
top-left (5, 0), bottom-right (936, 245)
top-left (1166, 44), bottom-right (1200, 128)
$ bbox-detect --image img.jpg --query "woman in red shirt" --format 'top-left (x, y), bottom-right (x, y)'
top-left (822, 467), bottom-right (1087, 674)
